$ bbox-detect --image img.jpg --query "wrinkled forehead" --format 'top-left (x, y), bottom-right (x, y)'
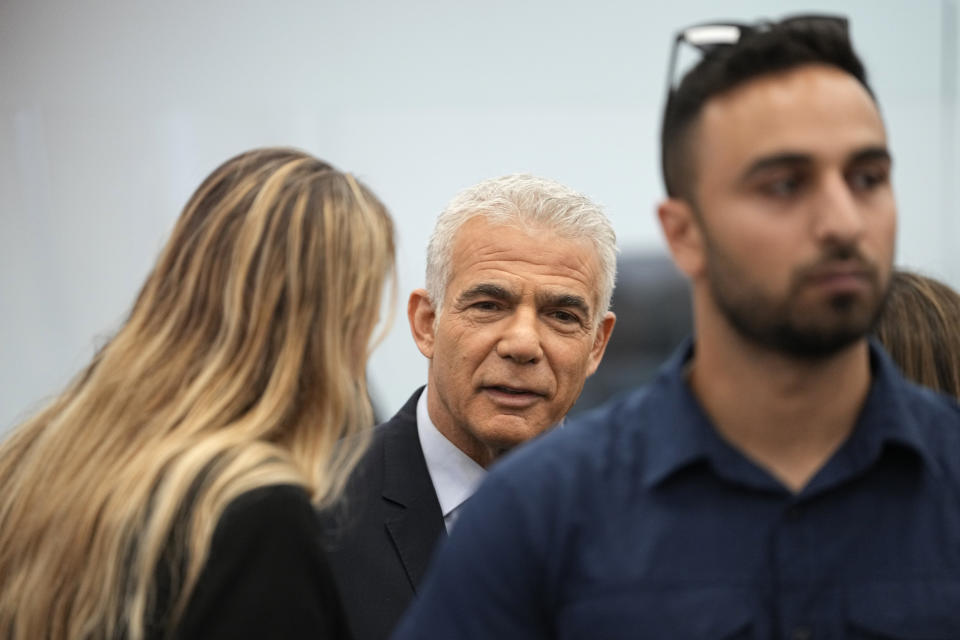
top-left (447, 218), bottom-right (605, 302)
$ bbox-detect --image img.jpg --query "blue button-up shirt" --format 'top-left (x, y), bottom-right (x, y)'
top-left (392, 340), bottom-right (960, 639)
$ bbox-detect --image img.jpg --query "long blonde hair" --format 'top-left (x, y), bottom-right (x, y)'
top-left (0, 148), bottom-right (396, 639)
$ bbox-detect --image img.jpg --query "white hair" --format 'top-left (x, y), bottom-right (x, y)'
top-left (426, 173), bottom-right (617, 325)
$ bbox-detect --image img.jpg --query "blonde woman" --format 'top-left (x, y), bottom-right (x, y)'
top-left (0, 148), bottom-right (395, 639)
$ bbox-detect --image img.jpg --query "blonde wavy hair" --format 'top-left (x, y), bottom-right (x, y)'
top-left (0, 148), bottom-right (396, 639)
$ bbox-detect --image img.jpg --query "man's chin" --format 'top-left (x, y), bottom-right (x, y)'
top-left (734, 293), bottom-right (883, 358)
top-left (767, 313), bottom-right (876, 358)
top-left (775, 331), bottom-right (865, 359)
top-left (476, 416), bottom-right (553, 450)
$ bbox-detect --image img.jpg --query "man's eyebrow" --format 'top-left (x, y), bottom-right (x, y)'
top-left (456, 283), bottom-right (514, 305)
top-left (537, 292), bottom-right (591, 317)
top-left (848, 146), bottom-right (892, 166)
top-left (739, 146), bottom-right (893, 183)
top-left (739, 152), bottom-right (811, 182)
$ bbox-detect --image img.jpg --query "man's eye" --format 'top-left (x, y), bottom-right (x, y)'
top-left (470, 301), bottom-right (501, 311)
top-left (760, 175), bottom-right (804, 198)
top-left (847, 167), bottom-right (888, 192)
top-left (549, 310), bottom-right (580, 324)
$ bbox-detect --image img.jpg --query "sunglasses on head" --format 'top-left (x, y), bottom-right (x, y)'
top-left (665, 14), bottom-right (850, 95)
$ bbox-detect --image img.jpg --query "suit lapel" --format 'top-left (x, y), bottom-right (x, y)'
top-left (380, 389), bottom-right (446, 591)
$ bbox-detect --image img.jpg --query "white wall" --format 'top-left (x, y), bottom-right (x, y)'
top-left (1, 0), bottom-right (957, 431)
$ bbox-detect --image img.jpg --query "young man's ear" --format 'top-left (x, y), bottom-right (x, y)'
top-left (657, 198), bottom-right (706, 279)
top-left (408, 289), bottom-right (438, 359)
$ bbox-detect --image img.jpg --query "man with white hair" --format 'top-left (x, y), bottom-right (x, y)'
top-left (323, 174), bottom-right (617, 640)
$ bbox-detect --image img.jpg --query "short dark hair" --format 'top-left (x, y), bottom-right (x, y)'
top-left (661, 16), bottom-right (874, 201)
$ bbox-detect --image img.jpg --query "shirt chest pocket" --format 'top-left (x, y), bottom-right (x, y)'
top-left (845, 582), bottom-right (960, 639)
top-left (558, 587), bottom-right (755, 640)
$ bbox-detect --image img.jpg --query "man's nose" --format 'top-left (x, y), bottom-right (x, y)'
top-left (495, 308), bottom-right (543, 364)
top-left (812, 172), bottom-right (865, 246)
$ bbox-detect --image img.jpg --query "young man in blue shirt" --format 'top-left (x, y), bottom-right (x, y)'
top-left (393, 15), bottom-right (960, 639)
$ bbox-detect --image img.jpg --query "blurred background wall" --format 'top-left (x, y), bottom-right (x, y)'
top-left (2, 0), bottom-right (957, 431)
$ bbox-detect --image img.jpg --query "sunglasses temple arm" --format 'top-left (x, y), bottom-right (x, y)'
top-left (665, 33), bottom-right (683, 96)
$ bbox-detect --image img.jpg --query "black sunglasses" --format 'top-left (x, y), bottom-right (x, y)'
top-left (665, 14), bottom-right (850, 95)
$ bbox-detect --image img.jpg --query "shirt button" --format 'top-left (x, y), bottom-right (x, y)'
top-left (791, 627), bottom-right (813, 640)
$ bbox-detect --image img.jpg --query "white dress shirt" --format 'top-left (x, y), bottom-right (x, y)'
top-left (416, 387), bottom-right (486, 532)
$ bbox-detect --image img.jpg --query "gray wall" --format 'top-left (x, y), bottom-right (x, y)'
top-left (2, 0), bottom-right (958, 431)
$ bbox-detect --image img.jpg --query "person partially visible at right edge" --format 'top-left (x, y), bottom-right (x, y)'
top-left (875, 269), bottom-right (960, 400)
top-left (392, 14), bottom-right (960, 640)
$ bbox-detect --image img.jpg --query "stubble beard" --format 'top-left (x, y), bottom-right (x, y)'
top-left (705, 241), bottom-right (890, 360)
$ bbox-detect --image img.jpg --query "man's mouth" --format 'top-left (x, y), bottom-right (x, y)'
top-left (804, 265), bottom-right (874, 295)
top-left (484, 385), bottom-right (544, 396)
top-left (481, 385), bottom-right (546, 407)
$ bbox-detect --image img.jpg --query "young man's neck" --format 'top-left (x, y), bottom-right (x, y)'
top-left (688, 316), bottom-right (872, 493)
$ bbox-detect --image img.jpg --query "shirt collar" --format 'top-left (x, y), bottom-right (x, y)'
top-left (416, 387), bottom-right (487, 525)
top-left (638, 340), bottom-right (733, 489)
top-left (639, 338), bottom-right (940, 490)
top-left (838, 339), bottom-right (940, 476)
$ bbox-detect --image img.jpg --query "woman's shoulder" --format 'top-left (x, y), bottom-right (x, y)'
top-left (200, 482), bottom-right (326, 589)
top-left (176, 484), bottom-right (350, 639)
top-left (215, 483), bottom-right (317, 539)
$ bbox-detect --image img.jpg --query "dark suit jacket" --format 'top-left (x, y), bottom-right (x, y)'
top-left (322, 388), bottom-right (445, 640)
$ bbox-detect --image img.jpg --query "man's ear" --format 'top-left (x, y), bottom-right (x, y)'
top-left (585, 311), bottom-right (616, 377)
top-left (657, 197), bottom-right (705, 278)
top-left (408, 289), bottom-right (438, 359)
